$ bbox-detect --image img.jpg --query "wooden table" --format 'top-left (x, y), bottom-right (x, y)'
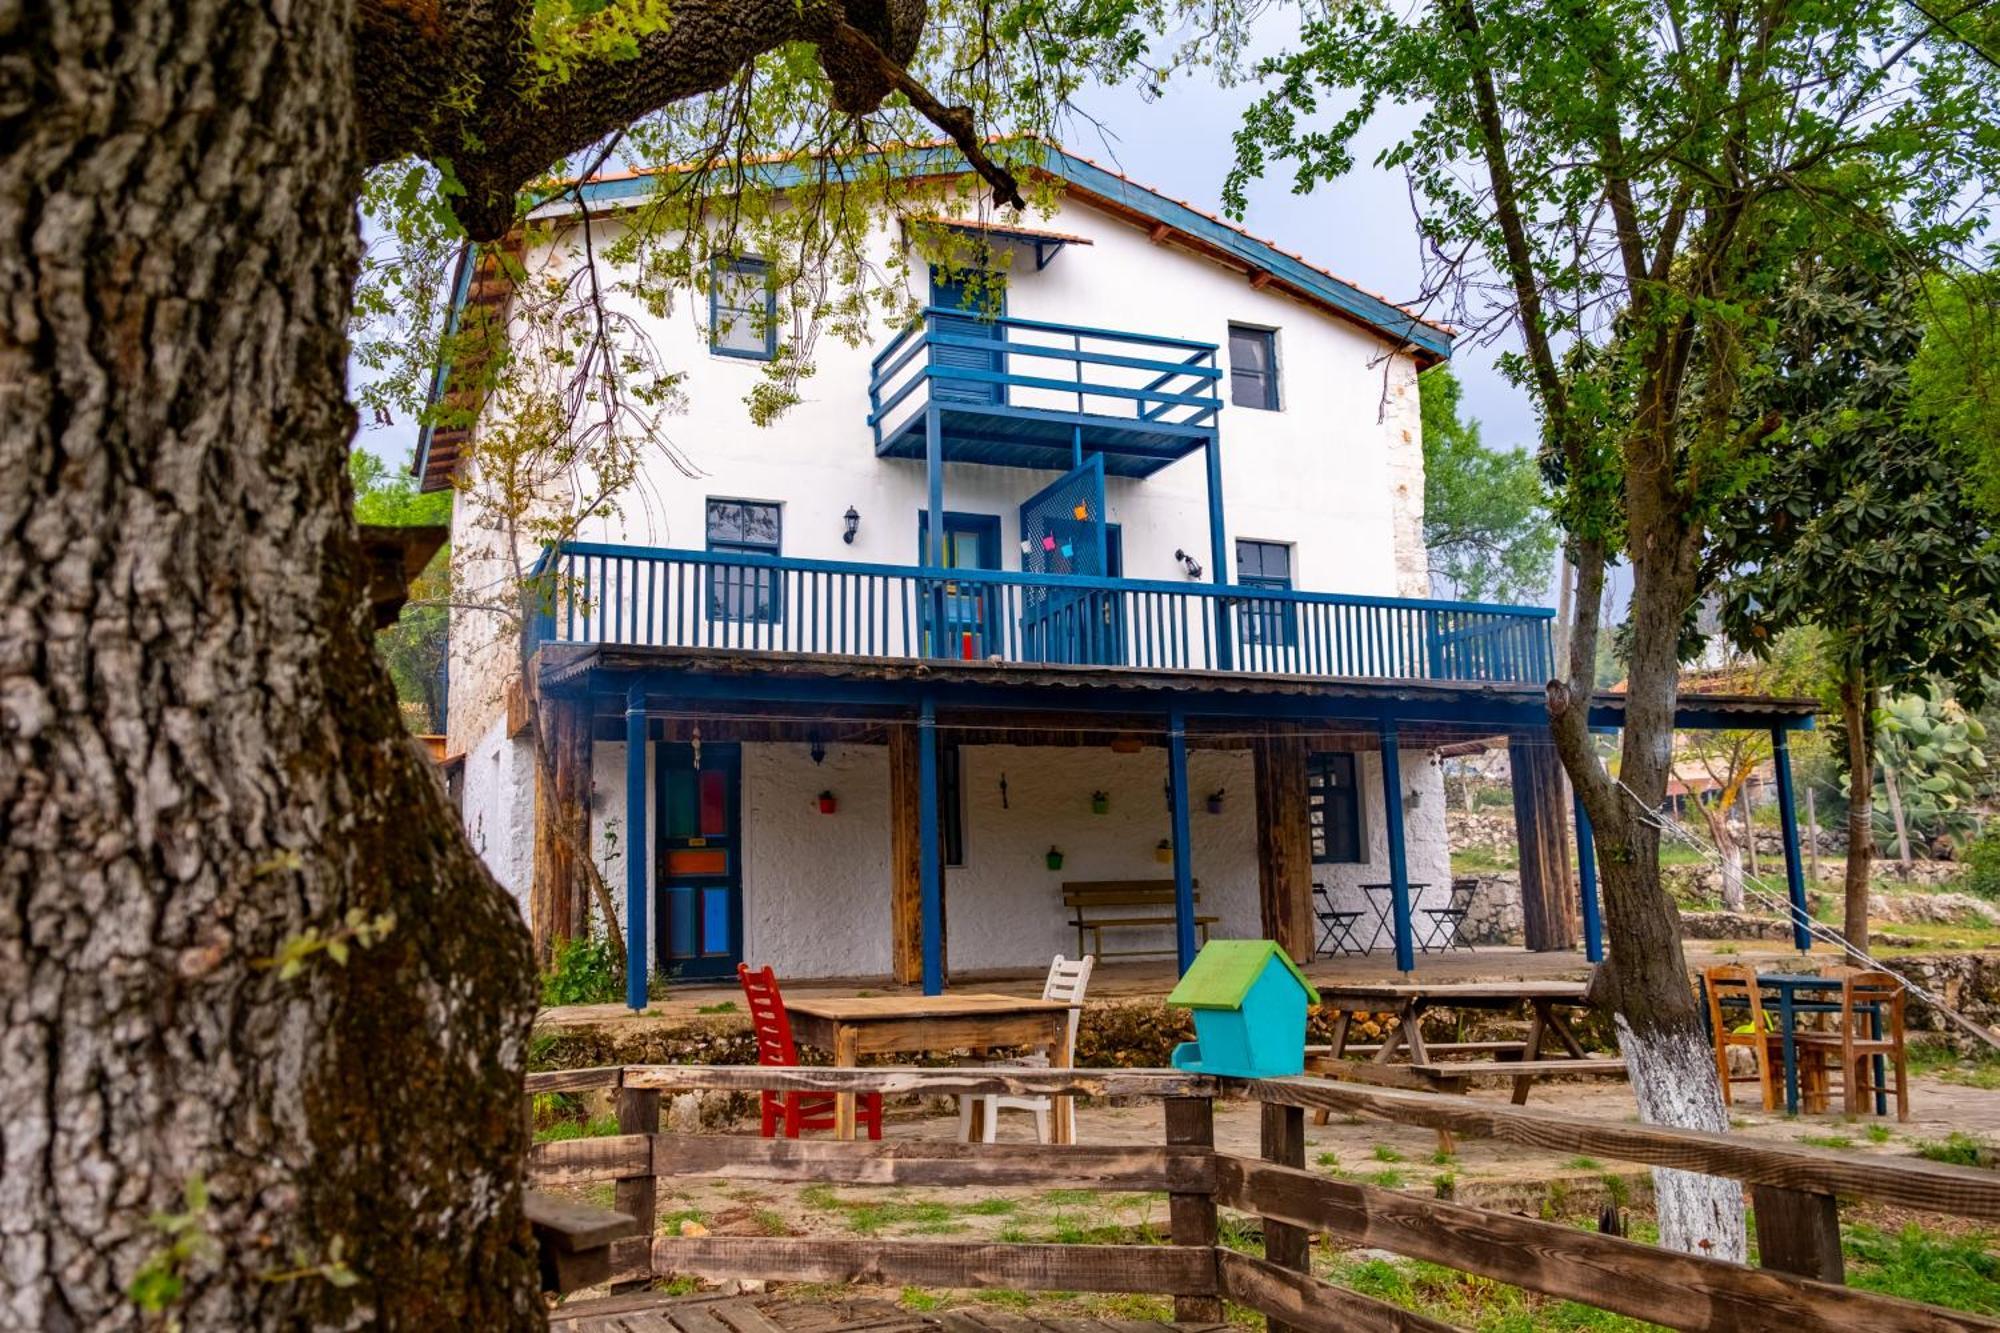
top-left (1310, 980), bottom-right (1625, 1108)
top-left (784, 994), bottom-right (1078, 1142)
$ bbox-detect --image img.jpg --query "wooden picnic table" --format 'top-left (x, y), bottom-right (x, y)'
top-left (784, 993), bottom-right (1078, 1143)
top-left (1310, 980), bottom-right (1625, 1109)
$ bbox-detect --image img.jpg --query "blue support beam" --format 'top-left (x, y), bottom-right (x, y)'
top-left (1380, 723), bottom-right (1415, 973)
top-left (624, 686), bottom-right (649, 1011)
top-left (1167, 708), bottom-right (1198, 974)
top-left (1772, 727), bottom-right (1812, 952)
top-left (1573, 789), bottom-right (1604, 964)
top-left (918, 694), bottom-right (945, 994)
top-left (924, 404), bottom-right (946, 659)
top-left (1205, 435), bottom-right (1232, 672)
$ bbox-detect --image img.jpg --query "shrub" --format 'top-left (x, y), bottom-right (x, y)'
top-left (1965, 825), bottom-right (2000, 899)
top-left (541, 932), bottom-right (624, 1006)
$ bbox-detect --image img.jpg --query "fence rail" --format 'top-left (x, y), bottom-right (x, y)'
top-left (532, 543), bottom-right (1554, 684)
top-left (527, 1065), bottom-right (2000, 1332)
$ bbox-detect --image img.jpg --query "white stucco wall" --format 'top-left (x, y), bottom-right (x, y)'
top-left (460, 715), bottom-right (537, 913)
top-left (569, 736), bottom-right (1451, 982)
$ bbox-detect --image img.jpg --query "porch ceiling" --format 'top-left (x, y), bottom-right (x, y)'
top-left (538, 644), bottom-right (1819, 737)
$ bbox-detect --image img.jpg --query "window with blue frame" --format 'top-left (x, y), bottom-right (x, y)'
top-left (710, 257), bottom-right (776, 359)
top-left (1236, 538), bottom-right (1296, 646)
top-left (706, 499), bottom-right (781, 623)
top-left (1228, 324), bottom-right (1279, 409)
top-left (1307, 752), bottom-right (1365, 864)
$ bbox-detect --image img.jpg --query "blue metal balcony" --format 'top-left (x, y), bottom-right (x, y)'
top-left (533, 544), bottom-right (1555, 684)
top-left (867, 310), bottom-right (1221, 478)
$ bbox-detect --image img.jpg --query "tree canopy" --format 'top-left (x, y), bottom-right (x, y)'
top-left (1418, 365), bottom-right (1554, 604)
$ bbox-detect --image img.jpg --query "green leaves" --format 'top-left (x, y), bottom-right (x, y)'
top-left (1418, 366), bottom-right (1555, 603)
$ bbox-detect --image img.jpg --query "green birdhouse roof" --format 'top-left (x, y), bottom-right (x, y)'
top-left (1166, 940), bottom-right (1319, 1010)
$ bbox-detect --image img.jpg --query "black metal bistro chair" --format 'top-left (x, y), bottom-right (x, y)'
top-left (1313, 883), bottom-right (1365, 959)
top-left (1419, 876), bottom-right (1481, 952)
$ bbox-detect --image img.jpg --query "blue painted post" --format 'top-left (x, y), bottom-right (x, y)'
top-left (1379, 721), bottom-right (1415, 974)
top-left (1573, 789), bottom-right (1604, 963)
top-left (1205, 436), bottom-right (1232, 671)
top-left (1772, 727), bottom-right (1811, 952)
top-left (918, 694), bottom-right (945, 994)
top-left (624, 686), bottom-right (649, 1011)
top-left (1167, 708), bottom-right (1198, 974)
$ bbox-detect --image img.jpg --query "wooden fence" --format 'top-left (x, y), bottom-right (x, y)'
top-left (526, 1065), bottom-right (2000, 1333)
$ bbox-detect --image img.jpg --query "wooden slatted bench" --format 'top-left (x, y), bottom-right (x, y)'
top-left (526, 1188), bottom-right (638, 1294)
top-left (1062, 880), bottom-right (1215, 959)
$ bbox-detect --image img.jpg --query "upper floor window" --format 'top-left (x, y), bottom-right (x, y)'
top-left (711, 257), bottom-right (776, 360)
top-left (1229, 324), bottom-right (1279, 410)
top-left (1237, 538), bottom-right (1294, 646)
top-left (706, 499), bottom-right (781, 623)
top-left (1307, 752), bottom-right (1366, 864)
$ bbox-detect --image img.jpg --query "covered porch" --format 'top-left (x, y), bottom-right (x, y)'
top-left (531, 646), bottom-right (1818, 1010)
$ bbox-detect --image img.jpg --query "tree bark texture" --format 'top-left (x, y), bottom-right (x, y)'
top-left (1252, 732), bottom-right (1313, 962)
top-left (1, 2), bottom-right (541, 1326)
top-left (1840, 665), bottom-right (1877, 944)
top-left (1506, 734), bottom-right (1577, 951)
top-left (531, 695), bottom-right (595, 964)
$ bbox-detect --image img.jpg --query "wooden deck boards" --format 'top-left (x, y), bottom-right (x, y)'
top-left (549, 1294), bottom-right (1227, 1333)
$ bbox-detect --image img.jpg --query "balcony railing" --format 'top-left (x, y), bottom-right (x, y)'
top-left (534, 544), bottom-right (1555, 684)
top-left (867, 309), bottom-right (1222, 476)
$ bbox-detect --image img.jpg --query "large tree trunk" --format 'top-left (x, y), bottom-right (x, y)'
top-left (1697, 800), bottom-right (1745, 914)
top-left (1548, 542), bottom-right (1745, 1262)
top-left (1840, 663), bottom-right (1878, 944)
top-left (0, 2), bottom-right (542, 1326)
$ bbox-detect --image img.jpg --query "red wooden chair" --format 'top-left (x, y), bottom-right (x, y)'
top-left (737, 964), bottom-right (882, 1140)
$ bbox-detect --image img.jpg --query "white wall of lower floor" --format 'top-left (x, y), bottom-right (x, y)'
top-left (513, 735), bottom-right (1452, 981)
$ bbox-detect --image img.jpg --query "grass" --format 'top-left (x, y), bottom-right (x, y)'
top-left (1364, 1169), bottom-right (1407, 1189)
top-left (533, 1111), bottom-right (620, 1143)
top-left (695, 1000), bottom-right (739, 1014)
top-left (1371, 1144), bottom-right (1406, 1163)
top-left (1563, 1156), bottom-right (1603, 1171)
top-left (1314, 1150), bottom-right (1341, 1169)
top-left (1798, 1134), bottom-right (1855, 1150)
top-left (1912, 1045), bottom-right (2000, 1091)
top-left (1916, 1132), bottom-right (1994, 1168)
top-left (1451, 847), bottom-right (1517, 874)
top-left (800, 1185), bottom-right (1025, 1237)
top-left (1866, 1124), bottom-right (1894, 1144)
top-left (1847, 1224), bottom-right (2000, 1314)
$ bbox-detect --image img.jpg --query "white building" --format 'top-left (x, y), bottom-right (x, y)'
top-left (424, 141), bottom-right (1617, 1001)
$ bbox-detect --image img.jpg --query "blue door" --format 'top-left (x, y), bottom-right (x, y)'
top-left (929, 268), bottom-right (1005, 406)
top-left (654, 742), bottom-right (742, 980)
top-left (919, 512), bottom-right (1002, 659)
top-left (1020, 456), bottom-right (1116, 663)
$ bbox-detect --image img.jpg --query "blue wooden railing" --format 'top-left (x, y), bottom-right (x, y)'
top-left (867, 308), bottom-right (1222, 447)
top-left (531, 544), bottom-right (1555, 684)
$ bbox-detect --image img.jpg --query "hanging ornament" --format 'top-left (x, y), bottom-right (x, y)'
top-left (1042, 535), bottom-right (1058, 552)
top-left (1020, 539), bottom-right (1032, 556)
top-left (1060, 542), bottom-right (1074, 558)
top-left (1072, 502), bottom-right (1090, 521)
top-left (691, 724), bottom-right (702, 771)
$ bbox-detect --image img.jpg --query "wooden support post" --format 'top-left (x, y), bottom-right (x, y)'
top-left (531, 694), bottom-right (593, 966)
top-left (1259, 1102), bottom-right (1309, 1333)
top-left (918, 695), bottom-right (945, 996)
top-left (1168, 708), bottom-right (1198, 975)
top-left (1510, 732), bottom-right (1579, 951)
top-left (609, 1081), bottom-right (661, 1291)
top-left (1772, 728), bottom-right (1812, 953)
top-left (889, 724), bottom-right (922, 985)
top-left (1253, 730), bottom-right (1313, 962)
top-left (1751, 1185), bottom-right (1844, 1284)
top-left (624, 687), bottom-right (648, 1012)
top-left (1166, 1097), bottom-right (1224, 1323)
top-left (1573, 789), bottom-right (1604, 964)
top-left (1379, 724), bottom-right (1415, 974)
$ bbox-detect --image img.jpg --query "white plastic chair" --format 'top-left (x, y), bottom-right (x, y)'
top-left (958, 954), bottom-right (1094, 1144)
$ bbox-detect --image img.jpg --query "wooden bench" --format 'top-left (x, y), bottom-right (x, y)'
top-left (1062, 880), bottom-right (1216, 959)
top-left (526, 1188), bottom-right (638, 1294)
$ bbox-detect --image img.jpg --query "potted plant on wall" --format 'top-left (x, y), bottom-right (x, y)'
top-left (817, 791), bottom-right (837, 814)
top-left (1090, 790), bottom-right (1110, 815)
top-left (1046, 846), bottom-right (1065, 871)
top-left (1155, 838), bottom-right (1173, 864)
top-left (1206, 788), bottom-right (1226, 815)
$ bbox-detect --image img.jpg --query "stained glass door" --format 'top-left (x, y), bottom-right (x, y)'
top-left (654, 742), bottom-right (742, 979)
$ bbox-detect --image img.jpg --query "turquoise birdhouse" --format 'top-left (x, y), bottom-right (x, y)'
top-left (1166, 940), bottom-right (1320, 1078)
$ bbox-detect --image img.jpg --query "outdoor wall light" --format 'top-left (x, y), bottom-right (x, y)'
top-left (843, 506), bottom-right (861, 544)
top-left (1174, 548), bottom-right (1204, 580)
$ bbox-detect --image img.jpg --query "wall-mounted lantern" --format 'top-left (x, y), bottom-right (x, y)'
top-left (1173, 548), bottom-right (1205, 580)
top-left (842, 506), bottom-right (861, 544)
